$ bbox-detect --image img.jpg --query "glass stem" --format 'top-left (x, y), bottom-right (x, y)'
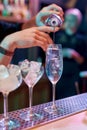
top-left (29, 87), bottom-right (33, 115)
top-left (52, 84), bottom-right (56, 107)
top-left (3, 93), bottom-right (8, 120)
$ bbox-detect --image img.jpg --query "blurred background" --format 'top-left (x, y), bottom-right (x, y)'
top-left (0, 0), bottom-right (87, 113)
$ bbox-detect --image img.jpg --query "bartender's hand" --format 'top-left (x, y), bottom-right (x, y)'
top-left (22, 4), bottom-right (64, 30)
top-left (0, 26), bottom-right (53, 66)
top-left (36, 4), bottom-right (64, 27)
top-left (2, 26), bottom-right (53, 52)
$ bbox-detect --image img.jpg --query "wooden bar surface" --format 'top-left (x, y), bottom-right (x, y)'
top-left (29, 111), bottom-right (87, 130)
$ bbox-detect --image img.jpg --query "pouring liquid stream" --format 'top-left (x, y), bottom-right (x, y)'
top-left (53, 27), bottom-right (56, 43)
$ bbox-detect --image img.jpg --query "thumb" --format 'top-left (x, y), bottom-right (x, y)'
top-left (36, 13), bottom-right (45, 26)
top-left (38, 26), bottom-right (59, 33)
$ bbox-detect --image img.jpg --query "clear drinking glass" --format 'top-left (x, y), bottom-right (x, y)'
top-left (0, 64), bottom-right (22, 129)
top-left (19, 60), bottom-right (44, 121)
top-left (44, 44), bottom-right (63, 114)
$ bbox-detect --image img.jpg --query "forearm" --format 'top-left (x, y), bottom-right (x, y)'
top-left (0, 36), bottom-right (16, 66)
top-left (22, 16), bottom-right (37, 29)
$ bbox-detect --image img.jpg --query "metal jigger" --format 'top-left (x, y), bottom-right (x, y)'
top-left (45, 14), bottom-right (63, 27)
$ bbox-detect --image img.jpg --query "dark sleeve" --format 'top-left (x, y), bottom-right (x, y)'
top-left (77, 36), bottom-right (87, 71)
top-left (76, 35), bottom-right (87, 58)
top-left (0, 21), bottom-right (22, 42)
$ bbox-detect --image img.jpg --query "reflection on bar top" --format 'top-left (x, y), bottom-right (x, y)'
top-left (30, 111), bottom-right (87, 130)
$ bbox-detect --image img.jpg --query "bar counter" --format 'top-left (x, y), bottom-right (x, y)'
top-left (31, 111), bottom-right (87, 130)
top-left (0, 93), bottom-right (87, 129)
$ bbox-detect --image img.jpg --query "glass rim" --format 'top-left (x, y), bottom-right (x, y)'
top-left (46, 44), bottom-right (62, 51)
top-left (47, 43), bottom-right (62, 47)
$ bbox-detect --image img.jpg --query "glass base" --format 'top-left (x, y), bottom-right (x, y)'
top-left (20, 111), bottom-right (43, 121)
top-left (0, 118), bottom-right (20, 129)
top-left (44, 105), bottom-right (62, 115)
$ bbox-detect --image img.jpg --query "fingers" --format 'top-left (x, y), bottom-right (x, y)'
top-left (42, 10), bottom-right (64, 21)
top-left (35, 39), bottom-right (49, 51)
top-left (18, 27), bottom-right (53, 51)
top-left (36, 14), bottom-right (45, 26)
top-left (36, 4), bottom-right (64, 27)
top-left (43, 4), bottom-right (64, 21)
top-left (37, 26), bottom-right (60, 33)
top-left (36, 28), bottom-right (53, 43)
top-left (35, 40), bottom-right (46, 51)
top-left (35, 30), bottom-right (53, 44)
top-left (46, 4), bottom-right (63, 12)
top-left (33, 29), bottom-right (53, 51)
top-left (44, 4), bottom-right (64, 17)
top-left (34, 33), bottom-right (48, 44)
top-left (41, 10), bottom-right (63, 16)
top-left (38, 26), bottom-right (54, 33)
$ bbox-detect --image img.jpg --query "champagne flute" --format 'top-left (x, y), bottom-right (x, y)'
top-left (44, 44), bottom-right (63, 114)
top-left (19, 60), bottom-right (44, 121)
top-left (0, 64), bottom-right (22, 129)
